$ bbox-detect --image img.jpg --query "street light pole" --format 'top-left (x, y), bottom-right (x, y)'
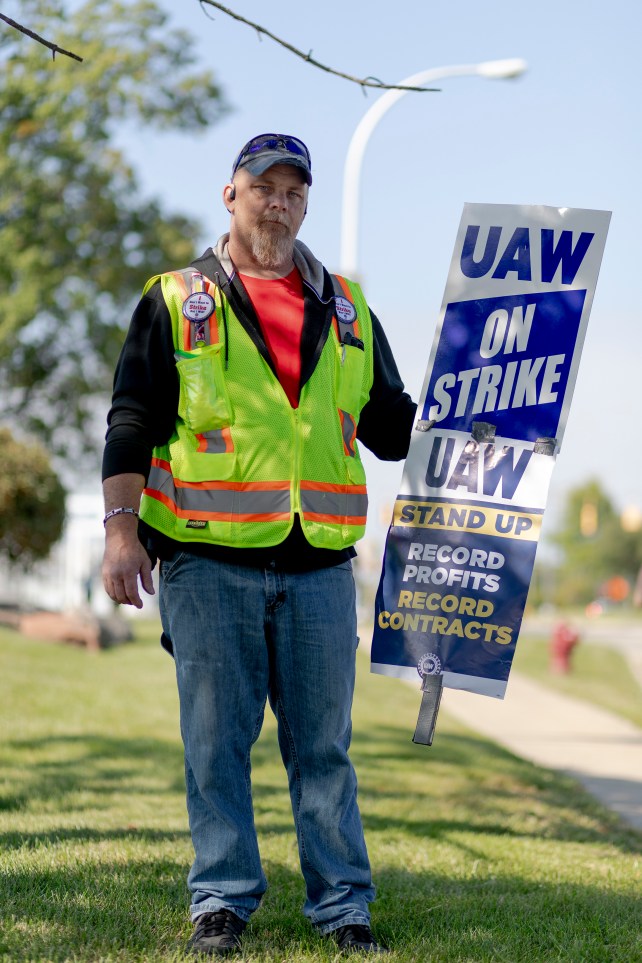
top-left (339, 58), bottom-right (527, 278)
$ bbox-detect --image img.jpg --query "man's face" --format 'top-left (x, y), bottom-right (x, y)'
top-left (226, 164), bottom-right (308, 271)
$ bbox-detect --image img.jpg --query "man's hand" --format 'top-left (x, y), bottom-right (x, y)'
top-left (102, 516), bottom-right (155, 609)
top-left (102, 473), bottom-right (152, 609)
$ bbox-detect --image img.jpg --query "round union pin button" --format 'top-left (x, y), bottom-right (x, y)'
top-left (335, 296), bottom-right (356, 324)
top-left (182, 292), bottom-right (215, 321)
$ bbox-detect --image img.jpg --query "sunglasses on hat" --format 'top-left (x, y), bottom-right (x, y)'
top-left (232, 133), bottom-right (312, 181)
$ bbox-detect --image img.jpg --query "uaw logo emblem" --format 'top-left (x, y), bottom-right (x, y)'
top-left (417, 652), bottom-right (442, 678)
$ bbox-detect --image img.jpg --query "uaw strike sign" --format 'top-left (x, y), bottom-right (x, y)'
top-left (371, 203), bottom-right (610, 739)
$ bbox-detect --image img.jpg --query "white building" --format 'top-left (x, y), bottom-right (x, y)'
top-left (0, 490), bottom-right (158, 617)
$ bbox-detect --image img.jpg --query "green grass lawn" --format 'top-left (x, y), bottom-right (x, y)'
top-left (512, 635), bottom-right (642, 730)
top-left (0, 621), bottom-right (640, 962)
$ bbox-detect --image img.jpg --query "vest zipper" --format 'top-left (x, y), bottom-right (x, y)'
top-left (290, 406), bottom-right (302, 517)
top-left (214, 273), bottom-right (230, 369)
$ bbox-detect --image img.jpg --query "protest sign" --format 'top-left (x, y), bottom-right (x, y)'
top-left (371, 203), bottom-right (610, 701)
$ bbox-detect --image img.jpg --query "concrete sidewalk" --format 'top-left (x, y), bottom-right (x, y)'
top-left (439, 672), bottom-right (642, 831)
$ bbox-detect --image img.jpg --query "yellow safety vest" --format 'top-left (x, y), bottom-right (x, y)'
top-left (139, 268), bottom-right (374, 550)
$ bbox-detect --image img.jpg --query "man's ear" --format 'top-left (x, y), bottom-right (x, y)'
top-left (223, 183), bottom-right (236, 212)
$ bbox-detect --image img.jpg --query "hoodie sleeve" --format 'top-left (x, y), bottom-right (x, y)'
top-left (102, 282), bottom-right (179, 481)
top-left (357, 310), bottom-right (417, 461)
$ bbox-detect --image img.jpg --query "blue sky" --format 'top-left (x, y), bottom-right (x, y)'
top-left (107, 0), bottom-right (641, 541)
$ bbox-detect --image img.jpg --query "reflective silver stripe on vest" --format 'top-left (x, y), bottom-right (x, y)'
top-left (198, 430), bottom-right (229, 454)
top-left (300, 488), bottom-right (368, 520)
top-left (147, 462), bottom-right (175, 495)
top-left (331, 274), bottom-right (357, 342)
top-left (339, 409), bottom-right (356, 457)
top-left (146, 463), bottom-right (290, 517)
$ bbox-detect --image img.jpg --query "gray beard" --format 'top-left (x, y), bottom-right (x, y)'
top-left (249, 220), bottom-right (295, 270)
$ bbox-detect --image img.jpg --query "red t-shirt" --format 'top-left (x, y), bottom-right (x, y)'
top-left (239, 268), bottom-right (304, 408)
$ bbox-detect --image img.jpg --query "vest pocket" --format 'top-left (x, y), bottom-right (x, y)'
top-left (346, 452), bottom-right (366, 486)
top-left (170, 426), bottom-right (236, 483)
top-left (175, 344), bottom-right (233, 433)
top-left (335, 342), bottom-right (365, 415)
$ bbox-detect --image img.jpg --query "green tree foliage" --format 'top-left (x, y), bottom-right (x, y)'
top-left (549, 479), bottom-right (642, 606)
top-left (0, 427), bottom-right (66, 562)
top-left (0, 0), bottom-right (227, 462)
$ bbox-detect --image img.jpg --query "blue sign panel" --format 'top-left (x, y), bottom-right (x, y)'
top-left (421, 290), bottom-right (586, 443)
top-left (372, 496), bottom-right (539, 694)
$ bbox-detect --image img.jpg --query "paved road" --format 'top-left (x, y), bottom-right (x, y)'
top-left (521, 612), bottom-right (642, 652)
top-left (521, 612), bottom-right (642, 688)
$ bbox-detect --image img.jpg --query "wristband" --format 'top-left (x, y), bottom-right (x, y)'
top-left (103, 507), bottom-right (140, 526)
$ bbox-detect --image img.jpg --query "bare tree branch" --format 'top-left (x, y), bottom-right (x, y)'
top-left (0, 12), bottom-right (83, 62)
top-left (198, 1), bottom-right (437, 93)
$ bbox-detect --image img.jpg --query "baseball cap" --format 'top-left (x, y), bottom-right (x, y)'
top-left (232, 133), bottom-right (312, 185)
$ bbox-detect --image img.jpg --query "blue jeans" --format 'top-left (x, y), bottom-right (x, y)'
top-left (159, 551), bottom-right (375, 933)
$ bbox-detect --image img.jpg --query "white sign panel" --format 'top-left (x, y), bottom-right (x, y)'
top-left (372, 204), bottom-right (611, 698)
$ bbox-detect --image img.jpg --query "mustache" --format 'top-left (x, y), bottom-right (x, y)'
top-left (260, 216), bottom-right (290, 228)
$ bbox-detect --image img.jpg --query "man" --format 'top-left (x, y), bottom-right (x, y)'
top-left (102, 133), bottom-right (416, 956)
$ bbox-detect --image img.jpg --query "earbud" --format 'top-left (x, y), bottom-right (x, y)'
top-left (228, 185), bottom-right (236, 201)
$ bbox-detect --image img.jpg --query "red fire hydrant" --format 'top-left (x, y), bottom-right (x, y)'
top-left (550, 621), bottom-right (580, 674)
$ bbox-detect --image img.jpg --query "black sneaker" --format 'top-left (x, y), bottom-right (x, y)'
top-left (329, 924), bottom-right (390, 954)
top-left (186, 909), bottom-right (247, 956)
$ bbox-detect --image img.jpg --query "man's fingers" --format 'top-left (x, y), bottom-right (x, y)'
top-left (140, 558), bottom-right (155, 597)
top-left (102, 557), bottom-right (147, 608)
top-left (121, 571), bottom-right (144, 608)
top-left (104, 574), bottom-right (143, 608)
top-left (102, 529), bottom-right (153, 608)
